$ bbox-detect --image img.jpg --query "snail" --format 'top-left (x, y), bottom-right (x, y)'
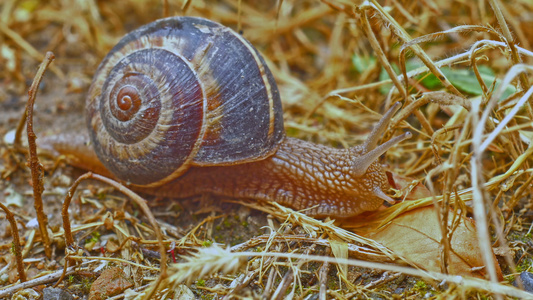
top-left (46, 16), bottom-right (411, 218)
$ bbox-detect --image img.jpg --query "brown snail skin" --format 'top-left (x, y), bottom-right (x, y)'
top-left (49, 16), bottom-right (411, 218)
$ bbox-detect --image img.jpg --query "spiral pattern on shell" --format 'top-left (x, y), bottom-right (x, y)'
top-left (87, 17), bottom-right (284, 186)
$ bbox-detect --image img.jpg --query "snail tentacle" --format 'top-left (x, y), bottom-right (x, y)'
top-left (362, 101), bottom-right (402, 153)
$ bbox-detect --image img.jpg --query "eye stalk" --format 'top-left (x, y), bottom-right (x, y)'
top-left (352, 102), bottom-right (411, 177)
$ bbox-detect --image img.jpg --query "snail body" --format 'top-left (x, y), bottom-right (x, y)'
top-left (55, 17), bottom-right (411, 218)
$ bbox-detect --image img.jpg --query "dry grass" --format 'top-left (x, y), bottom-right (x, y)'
top-left (1, 0), bottom-right (533, 299)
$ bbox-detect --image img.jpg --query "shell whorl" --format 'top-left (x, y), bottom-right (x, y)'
top-left (87, 17), bottom-right (285, 186)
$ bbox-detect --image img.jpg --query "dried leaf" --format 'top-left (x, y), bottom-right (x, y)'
top-left (5, 187), bottom-right (23, 207)
top-left (88, 267), bottom-right (133, 300)
top-left (366, 206), bottom-right (503, 279)
top-left (172, 285), bottom-right (196, 299)
top-left (330, 238), bottom-right (349, 279)
top-left (11, 288), bottom-right (39, 300)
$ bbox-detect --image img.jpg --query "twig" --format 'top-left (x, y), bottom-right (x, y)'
top-left (365, 0), bottom-right (463, 97)
top-left (364, 271), bottom-right (402, 289)
top-left (0, 264), bottom-right (81, 298)
top-left (62, 172), bottom-right (93, 247)
top-left (271, 269), bottom-right (294, 300)
top-left (0, 202), bottom-right (26, 282)
top-left (481, 85), bottom-right (533, 152)
top-left (53, 254), bottom-right (70, 288)
top-left (359, 10), bottom-right (407, 100)
top-left (470, 97), bottom-right (501, 286)
top-left (469, 41), bottom-right (493, 96)
top-left (0, 22), bottom-right (64, 79)
top-left (222, 269), bottom-right (258, 300)
top-left (229, 234), bottom-right (392, 262)
top-left (60, 172), bottom-right (167, 299)
top-left (323, 39), bottom-right (533, 98)
top-left (488, 0), bottom-right (531, 94)
top-left (67, 255), bottom-right (160, 271)
top-left (181, 0), bottom-right (192, 13)
top-left (166, 246), bottom-right (532, 298)
top-left (468, 65), bottom-right (533, 290)
top-left (318, 248), bottom-right (330, 300)
top-left (262, 267), bottom-right (276, 300)
top-left (26, 51), bottom-right (55, 259)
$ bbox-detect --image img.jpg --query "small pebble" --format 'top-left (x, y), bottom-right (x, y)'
top-left (43, 287), bottom-right (73, 300)
top-left (394, 287), bottom-right (405, 294)
top-left (304, 294), bottom-right (319, 300)
top-left (3, 129), bottom-right (15, 145)
top-left (26, 218), bottom-right (39, 228)
top-left (12, 288), bottom-right (39, 300)
top-left (519, 272), bottom-right (533, 293)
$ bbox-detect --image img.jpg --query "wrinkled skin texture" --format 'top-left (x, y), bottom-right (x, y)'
top-left (144, 137), bottom-right (391, 218)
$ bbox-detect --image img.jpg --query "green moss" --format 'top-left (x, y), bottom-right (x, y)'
top-left (67, 275), bottom-right (75, 284)
top-left (327, 279), bottom-right (338, 290)
top-left (90, 231), bottom-right (100, 242)
top-left (413, 280), bottom-right (429, 295)
top-left (524, 233), bottom-right (533, 242)
top-left (97, 192), bottom-right (107, 200)
top-left (223, 219), bottom-right (231, 228)
top-left (516, 258), bottom-right (532, 272)
top-left (202, 240), bottom-right (213, 247)
top-left (509, 232), bottom-right (532, 244)
top-left (415, 280), bottom-right (427, 288)
top-left (196, 279), bottom-right (206, 286)
top-left (80, 277), bottom-right (92, 294)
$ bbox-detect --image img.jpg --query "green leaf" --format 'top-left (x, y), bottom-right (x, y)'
top-left (377, 60), bottom-right (516, 99)
top-left (351, 55), bottom-right (376, 74)
top-left (419, 65), bottom-right (516, 98)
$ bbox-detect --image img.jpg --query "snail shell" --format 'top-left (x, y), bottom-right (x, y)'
top-left (87, 17), bottom-right (284, 186)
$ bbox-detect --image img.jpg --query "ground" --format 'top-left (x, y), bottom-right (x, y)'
top-left (1, 0), bottom-right (533, 299)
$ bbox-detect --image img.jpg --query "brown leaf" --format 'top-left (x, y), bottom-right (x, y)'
top-left (366, 206), bottom-right (503, 279)
top-left (105, 239), bottom-right (120, 253)
top-left (88, 267), bottom-right (134, 300)
top-left (338, 173), bottom-right (432, 231)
